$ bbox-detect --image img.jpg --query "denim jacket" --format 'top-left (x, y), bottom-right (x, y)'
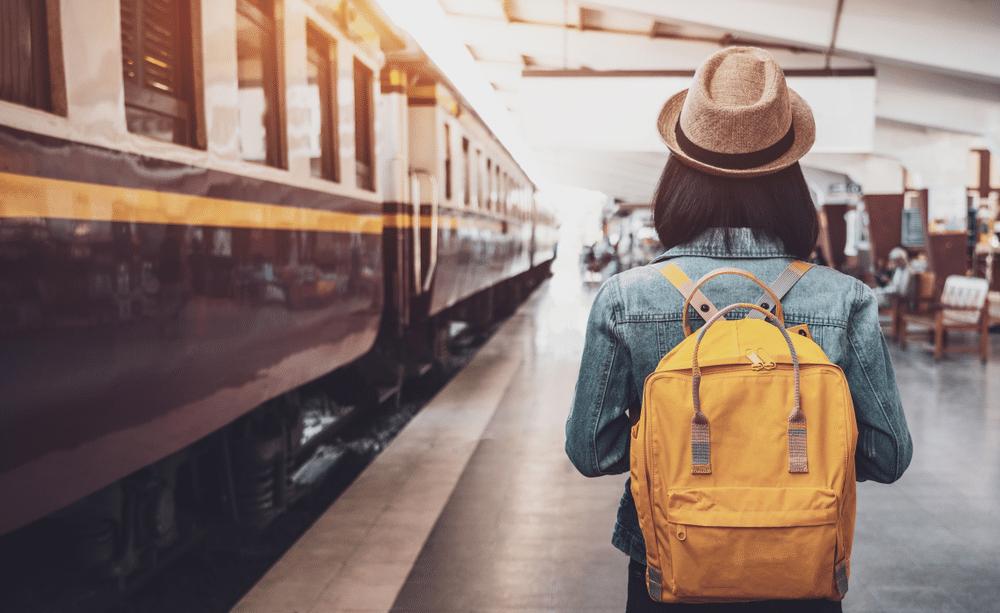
top-left (565, 229), bottom-right (913, 563)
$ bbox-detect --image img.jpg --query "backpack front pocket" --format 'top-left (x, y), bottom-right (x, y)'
top-left (664, 487), bottom-right (839, 601)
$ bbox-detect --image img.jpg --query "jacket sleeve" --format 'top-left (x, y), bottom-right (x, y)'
top-left (844, 281), bottom-right (914, 483)
top-left (565, 279), bottom-right (636, 477)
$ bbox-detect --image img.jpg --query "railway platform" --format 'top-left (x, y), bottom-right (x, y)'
top-left (231, 252), bottom-right (1000, 613)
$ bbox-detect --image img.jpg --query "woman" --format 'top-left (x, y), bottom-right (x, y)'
top-left (564, 47), bottom-right (913, 612)
top-left (874, 246), bottom-right (914, 308)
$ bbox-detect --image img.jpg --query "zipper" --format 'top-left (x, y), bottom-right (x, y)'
top-left (658, 363), bottom-right (824, 377)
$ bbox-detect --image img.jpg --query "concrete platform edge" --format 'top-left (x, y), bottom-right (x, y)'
top-left (229, 313), bottom-right (528, 613)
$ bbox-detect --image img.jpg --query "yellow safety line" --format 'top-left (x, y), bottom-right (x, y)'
top-left (0, 171), bottom-right (383, 234)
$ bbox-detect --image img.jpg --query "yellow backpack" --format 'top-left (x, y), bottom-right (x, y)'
top-left (630, 265), bottom-right (858, 603)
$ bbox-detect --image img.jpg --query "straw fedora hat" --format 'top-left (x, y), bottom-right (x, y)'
top-left (657, 46), bottom-right (815, 177)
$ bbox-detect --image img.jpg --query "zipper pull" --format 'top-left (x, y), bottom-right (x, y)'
top-left (745, 349), bottom-right (776, 371)
top-left (756, 348), bottom-right (776, 370)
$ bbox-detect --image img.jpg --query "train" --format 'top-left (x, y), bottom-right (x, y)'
top-left (0, 0), bottom-right (556, 603)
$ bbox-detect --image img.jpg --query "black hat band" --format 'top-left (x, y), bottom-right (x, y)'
top-left (675, 120), bottom-right (796, 170)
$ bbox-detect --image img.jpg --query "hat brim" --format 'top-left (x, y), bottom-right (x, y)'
top-left (657, 87), bottom-right (816, 178)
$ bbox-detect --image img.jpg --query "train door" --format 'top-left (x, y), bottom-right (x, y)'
top-left (377, 67), bottom-right (414, 336)
top-left (410, 170), bottom-right (438, 302)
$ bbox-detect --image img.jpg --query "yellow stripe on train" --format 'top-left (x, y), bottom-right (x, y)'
top-left (381, 213), bottom-right (514, 233)
top-left (0, 171), bottom-right (383, 234)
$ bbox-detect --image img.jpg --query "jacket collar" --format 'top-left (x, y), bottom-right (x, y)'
top-left (650, 228), bottom-right (789, 262)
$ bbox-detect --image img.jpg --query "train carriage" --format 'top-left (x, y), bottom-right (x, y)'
top-left (378, 47), bottom-right (543, 348)
top-left (0, 0), bottom-right (556, 605)
top-left (0, 0), bottom-right (400, 540)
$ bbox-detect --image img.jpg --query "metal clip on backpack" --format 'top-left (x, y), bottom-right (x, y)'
top-left (630, 266), bottom-right (858, 603)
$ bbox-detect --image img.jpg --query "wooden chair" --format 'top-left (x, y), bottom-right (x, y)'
top-left (879, 295), bottom-right (905, 342)
top-left (899, 275), bottom-right (991, 362)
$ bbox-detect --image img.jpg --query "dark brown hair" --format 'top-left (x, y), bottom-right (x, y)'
top-left (652, 156), bottom-right (818, 259)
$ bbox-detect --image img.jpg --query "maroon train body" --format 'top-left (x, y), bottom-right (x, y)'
top-left (0, 0), bottom-right (556, 600)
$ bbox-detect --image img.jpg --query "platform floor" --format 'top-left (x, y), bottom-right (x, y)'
top-left (232, 253), bottom-right (1000, 613)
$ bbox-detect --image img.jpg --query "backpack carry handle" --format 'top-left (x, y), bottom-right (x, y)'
top-left (682, 268), bottom-right (784, 336)
top-left (689, 303), bottom-right (808, 475)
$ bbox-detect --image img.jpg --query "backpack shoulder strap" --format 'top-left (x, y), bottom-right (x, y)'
top-left (654, 262), bottom-right (720, 322)
top-left (745, 260), bottom-right (814, 320)
top-left (654, 260), bottom-right (813, 323)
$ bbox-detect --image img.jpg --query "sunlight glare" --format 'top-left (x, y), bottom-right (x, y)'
top-left (377, 0), bottom-right (542, 183)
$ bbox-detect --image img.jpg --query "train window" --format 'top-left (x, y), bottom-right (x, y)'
top-left (121, 0), bottom-right (197, 145)
top-left (499, 172), bottom-right (506, 215)
top-left (1, 0), bottom-right (57, 112)
top-left (476, 150), bottom-right (483, 207)
top-left (443, 123), bottom-right (452, 201)
top-left (504, 174), bottom-right (510, 214)
top-left (506, 176), bottom-right (512, 216)
top-left (354, 58), bottom-right (375, 191)
top-left (306, 25), bottom-right (338, 182)
top-left (496, 171), bottom-right (501, 213)
top-left (493, 164), bottom-right (500, 212)
top-left (237, 0), bottom-right (283, 167)
top-left (497, 170), bottom-right (503, 213)
top-left (512, 180), bottom-right (517, 215)
top-left (462, 138), bottom-right (470, 205)
top-left (485, 159), bottom-right (492, 210)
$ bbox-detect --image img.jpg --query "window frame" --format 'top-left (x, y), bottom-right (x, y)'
top-left (236, 0), bottom-right (285, 167)
top-left (476, 149), bottom-right (484, 208)
top-left (443, 121), bottom-right (452, 201)
top-left (121, 0), bottom-right (200, 146)
top-left (462, 137), bottom-right (471, 206)
top-left (353, 56), bottom-right (375, 191)
top-left (306, 23), bottom-right (339, 182)
top-left (501, 172), bottom-right (508, 215)
top-left (0, 0), bottom-right (64, 114)
top-left (485, 158), bottom-right (492, 210)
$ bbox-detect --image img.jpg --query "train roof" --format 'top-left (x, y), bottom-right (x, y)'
top-left (383, 35), bottom-right (537, 191)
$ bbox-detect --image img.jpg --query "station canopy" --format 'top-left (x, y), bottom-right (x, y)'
top-left (386, 0), bottom-right (1000, 204)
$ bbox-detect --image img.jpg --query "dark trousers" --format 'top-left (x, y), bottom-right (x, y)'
top-left (627, 559), bottom-right (844, 613)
